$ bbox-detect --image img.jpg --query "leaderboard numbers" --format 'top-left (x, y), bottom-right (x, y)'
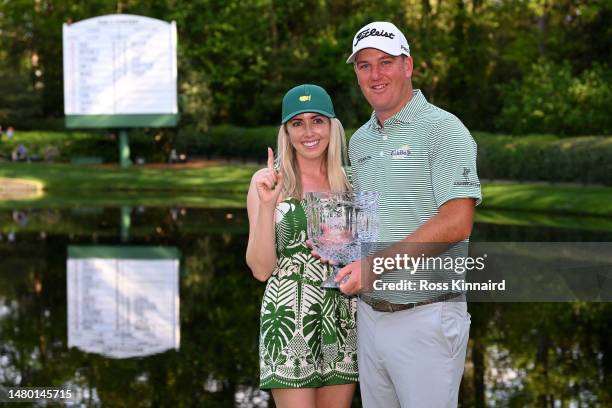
top-left (63, 15), bottom-right (177, 116)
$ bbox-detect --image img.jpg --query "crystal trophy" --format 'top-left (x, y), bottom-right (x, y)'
top-left (305, 191), bottom-right (379, 288)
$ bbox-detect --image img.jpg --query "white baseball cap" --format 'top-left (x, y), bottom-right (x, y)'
top-left (346, 21), bottom-right (410, 64)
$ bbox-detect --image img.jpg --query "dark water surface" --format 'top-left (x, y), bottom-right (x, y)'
top-left (1, 207), bottom-right (611, 407)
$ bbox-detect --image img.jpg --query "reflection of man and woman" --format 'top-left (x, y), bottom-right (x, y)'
top-left (247, 21), bottom-right (480, 408)
top-left (246, 84), bottom-right (357, 407)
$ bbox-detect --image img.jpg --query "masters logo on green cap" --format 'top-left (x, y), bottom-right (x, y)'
top-left (281, 84), bottom-right (336, 124)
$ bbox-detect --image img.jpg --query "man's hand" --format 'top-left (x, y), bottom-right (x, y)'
top-left (336, 257), bottom-right (375, 296)
top-left (305, 239), bottom-right (334, 265)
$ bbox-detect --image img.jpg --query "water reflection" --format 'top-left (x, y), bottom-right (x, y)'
top-left (0, 206), bottom-right (611, 407)
top-left (67, 246), bottom-right (180, 358)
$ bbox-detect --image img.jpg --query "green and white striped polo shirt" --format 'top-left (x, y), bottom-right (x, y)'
top-left (349, 89), bottom-right (482, 304)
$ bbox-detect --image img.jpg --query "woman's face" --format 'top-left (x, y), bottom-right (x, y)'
top-left (286, 112), bottom-right (331, 161)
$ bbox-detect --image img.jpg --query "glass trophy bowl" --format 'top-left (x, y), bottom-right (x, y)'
top-left (305, 191), bottom-right (379, 288)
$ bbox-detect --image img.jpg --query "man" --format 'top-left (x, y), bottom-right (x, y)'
top-left (336, 21), bottom-right (482, 407)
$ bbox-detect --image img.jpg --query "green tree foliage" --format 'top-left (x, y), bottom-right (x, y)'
top-left (178, 66), bottom-right (213, 133)
top-left (0, 0), bottom-right (610, 134)
top-left (497, 61), bottom-right (612, 135)
top-left (0, 65), bottom-right (42, 123)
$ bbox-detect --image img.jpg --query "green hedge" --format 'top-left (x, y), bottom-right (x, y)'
top-left (183, 126), bottom-right (612, 186)
top-left (3, 127), bottom-right (611, 186)
top-left (0, 129), bottom-right (169, 163)
top-left (474, 132), bottom-right (612, 186)
top-left (176, 124), bottom-right (279, 162)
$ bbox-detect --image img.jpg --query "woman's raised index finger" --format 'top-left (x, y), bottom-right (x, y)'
top-left (267, 147), bottom-right (275, 171)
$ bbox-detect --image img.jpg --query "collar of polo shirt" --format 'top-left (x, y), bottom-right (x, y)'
top-left (369, 90), bottom-right (428, 130)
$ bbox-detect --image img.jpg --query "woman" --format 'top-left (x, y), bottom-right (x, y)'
top-left (246, 84), bottom-right (357, 408)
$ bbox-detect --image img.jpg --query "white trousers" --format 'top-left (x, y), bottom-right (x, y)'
top-left (357, 297), bottom-right (470, 408)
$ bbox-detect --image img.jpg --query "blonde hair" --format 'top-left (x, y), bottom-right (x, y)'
top-left (276, 117), bottom-right (351, 199)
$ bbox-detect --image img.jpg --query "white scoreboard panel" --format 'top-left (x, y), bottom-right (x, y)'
top-left (63, 14), bottom-right (177, 116)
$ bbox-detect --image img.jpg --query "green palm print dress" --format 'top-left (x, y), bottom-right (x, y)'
top-left (259, 197), bottom-right (358, 389)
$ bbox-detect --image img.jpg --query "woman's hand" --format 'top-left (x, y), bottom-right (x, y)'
top-left (254, 147), bottom-right (284, 207)
top-left (245, 148), bottom-right (283, 282)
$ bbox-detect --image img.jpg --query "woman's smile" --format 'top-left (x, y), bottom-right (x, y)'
top-left (301, 139), bottom-right (320, 149)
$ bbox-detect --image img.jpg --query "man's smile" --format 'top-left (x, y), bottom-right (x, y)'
top-left (371, 83), bottom-right (388, 91)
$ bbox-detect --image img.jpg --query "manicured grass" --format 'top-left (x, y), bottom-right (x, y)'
top-left (0, 191), bottom-right (248, 209)
top-left (2, 162), bottom-right (612, 222)
top-left (0, 161), bottom-right (256, 192)
top-left (0, 162), bottom-right (256, 208)
top-left (475, 209), bottom-right (612, 232)
top-left (481, 183), bottom-right (612, 217)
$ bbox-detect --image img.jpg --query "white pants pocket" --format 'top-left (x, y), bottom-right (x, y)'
top-left (439, 301), bottom-right (471, 359)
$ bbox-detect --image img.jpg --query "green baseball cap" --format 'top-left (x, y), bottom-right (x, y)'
top-left (281, 84), bottom-right (336, 124)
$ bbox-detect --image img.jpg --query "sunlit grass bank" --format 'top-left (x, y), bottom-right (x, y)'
top-left (0, 162), bottom-right (255, 207)
top-left (0, 162), bottom-right (255, 191)
top-left (2, 163), bottom-right (612, 222)
top-left (481, 183), bottom-right (612, 217)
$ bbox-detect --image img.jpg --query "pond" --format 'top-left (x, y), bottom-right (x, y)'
top-left (1, 205), bottom-right (611, 407)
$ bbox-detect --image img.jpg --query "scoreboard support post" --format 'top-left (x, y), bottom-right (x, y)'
top-left (118, 129), bottom-right (131, 168)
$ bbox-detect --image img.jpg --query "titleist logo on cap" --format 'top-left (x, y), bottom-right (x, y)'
top-left (354, 28), bottom-right (395, 46)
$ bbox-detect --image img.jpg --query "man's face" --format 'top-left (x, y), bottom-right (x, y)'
top-left (354, 48), bottom-right (413, 122)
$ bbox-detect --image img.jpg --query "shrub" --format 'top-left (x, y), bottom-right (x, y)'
top-left (475, 132), bottom-right (612, 185)
top-left (5, 127), bottom-right (610, 186)
top-left (176, 125), bottom-right (278, 162)
top-left (0, 129), bottom-right (170, 163)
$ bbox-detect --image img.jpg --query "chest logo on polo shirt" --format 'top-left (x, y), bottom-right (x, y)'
top-left (356, 155), bottom-right (372, 164)
top-left (390, 144), bottom-right (411, 159)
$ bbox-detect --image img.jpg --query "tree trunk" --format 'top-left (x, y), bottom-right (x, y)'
top-left (536, 4), bottom-right (549, 57)
top-left (473, 336), bottom-right (486, 408)
top-left (536, 330), bottom-right (552, 407)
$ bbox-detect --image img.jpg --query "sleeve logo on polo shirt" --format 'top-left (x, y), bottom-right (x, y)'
top-left (453, 165), bottom-right (481, 187)
top-left (390, 144), bottom-right (411, 159)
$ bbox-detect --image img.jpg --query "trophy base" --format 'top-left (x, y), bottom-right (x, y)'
top-left (321, 275), bottom-right (340, 289)
top-left (320, 266), bottom-right (350, 289)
